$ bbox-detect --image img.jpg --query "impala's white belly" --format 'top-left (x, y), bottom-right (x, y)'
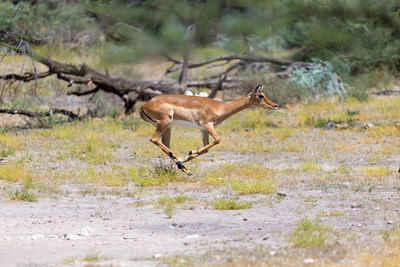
top-left (171, 120), bottom-right (205, 130)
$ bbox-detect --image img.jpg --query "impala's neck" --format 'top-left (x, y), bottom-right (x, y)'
top-left (219, 95), bottom-right (252, 122)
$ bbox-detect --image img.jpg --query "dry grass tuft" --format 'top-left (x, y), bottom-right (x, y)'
top-left (360, 166), bottom-right (392, 177)
top-left (213, 198), bottom-right (253, 210)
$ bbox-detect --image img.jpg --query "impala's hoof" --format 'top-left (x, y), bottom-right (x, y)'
top-left (176, 161), bottom-right (183, 169)
top-left (187, 171), bottom-right (193, 176)
top-left (188, 150), bottom-right (194, 156)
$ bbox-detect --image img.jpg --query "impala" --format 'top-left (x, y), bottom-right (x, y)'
top-left (139, 84), bottom-right (278, 175)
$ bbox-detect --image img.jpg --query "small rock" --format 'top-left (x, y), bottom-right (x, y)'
top-left (262, 236), bottom-right (268, 241)
top-left (387, 220), bottom-right (394, 225)
top-left (277, 192), bottom-right (287, 197)
top-left (323, 122), bottom-right (336, 129)
top-left (364, 123), bottom-right (375, 129)
top-left (172, 223), bottom-right (177, 226)
top-left (123, 236), bottom-right (137, 240)
top-left (48, 234), bottom-right (58, 239)
top-left (243, 218), bottom-right (248, 221)
top-left (80, 226), bottom-right (93, 237)
top-left (63, 233), bottom-right (80, 240)
top-left (153, 253), bottom-right (162, 258)
top-left (351, 203), bottom-right (361, 208)
top-left (335, 122), bottom-right (350, 130)
top-left (303, 258), bottom-right (314, 264)
top-left (269, 251), bottom-right (277, 256)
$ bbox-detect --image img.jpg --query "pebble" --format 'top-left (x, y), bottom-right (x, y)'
top-left (269, 251), bottom-right (276, 256)
top-left (63, 233), bottom-right (81, 240)
top-left (80, 226), bottom-right (93, 237)
top-left (277, 192), bottom-right (287, 197)
top-left (153, 253), bottom-right (162, 258)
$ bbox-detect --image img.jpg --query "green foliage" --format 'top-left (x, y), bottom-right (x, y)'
top-left (136, 164), bottom-right (179, 187)
top-left (157, 194), bottom-right (190, 218)
top-left (290, 217), bottom-right (330, 247)
top-left (0, 1), bottom-right (100, 44)
top-left (290, 59), bottom-right (348, 96)
top-left (231, 179), bottom-right (276, 195)
top-left (82, 253), bottom-right (101, 262)
top-left (2, 0), bottom-right (399, 71)
top-left (213, 198), bottom-right (253, 210)
top-left (10, 189), bottom-right (37, 202)
top-left (0, 144), bottom-right (15, 157)
top-left (382, 224), bottom-right (400, 243)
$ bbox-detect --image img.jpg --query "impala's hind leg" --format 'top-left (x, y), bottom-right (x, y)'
top-left (162, 127), bottom-right (171, 148)
top-left (150, 123), bottom-right (190, 175)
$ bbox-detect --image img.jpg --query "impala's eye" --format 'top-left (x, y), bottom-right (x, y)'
top-left (258, 95), bottom-right (264, 99)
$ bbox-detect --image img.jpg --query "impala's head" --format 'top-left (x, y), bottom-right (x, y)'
top-left (249, 85), bottom-right (278, 110)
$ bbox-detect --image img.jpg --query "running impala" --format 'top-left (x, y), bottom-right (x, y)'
top-left (139, 84), bottom-right (278, 175)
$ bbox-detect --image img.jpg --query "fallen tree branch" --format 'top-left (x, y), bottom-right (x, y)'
top-left (1, 54), bottom-right (186, 114)
top-left (67, 87), bottom-right (100, 96)
top-left (0, 71), bottom-right (53, 82)
top-left (0, 108), bottom-right (79, 119)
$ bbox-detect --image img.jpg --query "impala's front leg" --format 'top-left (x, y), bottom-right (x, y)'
top-left (150, 124), bottom-right (191, 175)
top-left (182, 123), bottom-right (220, 163)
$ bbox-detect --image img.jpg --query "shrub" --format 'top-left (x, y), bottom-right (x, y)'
top-left (290, 217), bottom-right (330, 247)
top-left (213, 198), bottom-right (253, 210)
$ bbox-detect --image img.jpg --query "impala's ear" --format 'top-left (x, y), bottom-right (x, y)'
top-left (254, 84), bottom-right (264, 93)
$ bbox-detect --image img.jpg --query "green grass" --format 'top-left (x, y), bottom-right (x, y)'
top-left (164, 204), bottom-right (175, 218)
top-left (157, 194), bottom-right (190, 206)
top-left (82, 253), bottom-right (101, 262)
top-left (202, 162), bottom-right (273, 186)
top-left (0, 162), bottom-right (32, 182)
top-left (332, 164), bottom-right (353, 175)
top-left (382, 224), bottom-right (400, 244)
top-left (299, 160), bottom-right (322, 172)
top-left (361, 166), bottom-right (392, 177)
top-left (290, 217), bottom-right (330, 247)
top-left (0, 145), bottom-right (16, 157)
top-left (136, 164), bottom-right (181, 187)
top-left (213, 198), bottom-right (253, 210)
top-left (230, 179), bottom-right (276, 195)
top-left (156, 194), bottom-right (191, 218)
top-left (10, 189), bottom-right (37, 202)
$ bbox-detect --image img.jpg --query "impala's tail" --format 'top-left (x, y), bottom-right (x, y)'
top-left (139, 108), bottom-right (157, 123)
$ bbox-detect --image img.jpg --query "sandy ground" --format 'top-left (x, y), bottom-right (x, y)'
top-left (1, 182), bottom-right (400, 266)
